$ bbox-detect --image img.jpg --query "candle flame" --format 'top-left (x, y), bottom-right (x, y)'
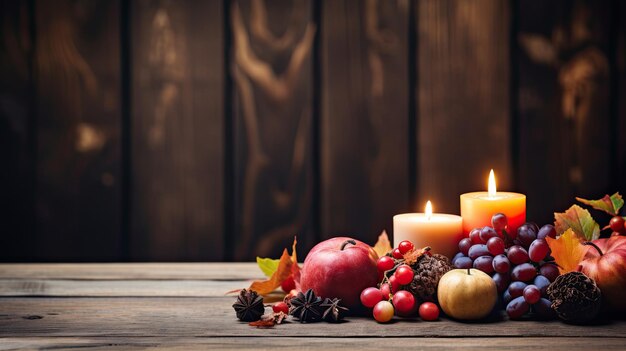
top-left (488, 169), bottom-right (497, 196)
top-left (425, 200), bottom-right (433, 220)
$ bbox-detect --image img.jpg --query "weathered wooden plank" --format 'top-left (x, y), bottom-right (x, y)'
top-left (321, 0), bottom-right (410, 244)
top-left (131, 0), bottom-right (224, 260)
top-left (0, 0), bottom-right (35, 262)
top-left (230, 0), bottom-right (315, 260)
top-left (617, 1), bottom-right (626, 194)
top-left (0, 263), bottom-right (262, 281)
top-left (33, 0), bottom-right (122, 260)
top-left (517, 1), bottom-right (613, 223)
top-left (1, 297), bottom-right (624, 338)
top-left (1, 337), bottom-right (625, 351)
top-left (0, 279), bottom-right (249, 297)
top-left (416, 0), bottom-right (512, 214)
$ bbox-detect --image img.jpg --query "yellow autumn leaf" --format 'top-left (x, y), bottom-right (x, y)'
top-left (545, 228), bottom-right (590, 275)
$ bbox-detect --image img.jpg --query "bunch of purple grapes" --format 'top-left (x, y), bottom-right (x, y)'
top-left (452, 213), bottom-right (558, 320)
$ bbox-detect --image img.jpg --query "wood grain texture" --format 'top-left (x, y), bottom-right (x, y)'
top-left (32, 0), bottom-right (122, 261)
top-left (0, 279), bottom-right (249, 297)
top-left (0, 263), bottom-right (261, 280)
top-left (2, 337), bottom-right (626, 351)
top-left (1, 297), bottom-right (625, 338)
top-left (231, 0), bottom-right (315, 259)
top-left (517, 0), bottom-right (613, 224)
top-left (617, 1), bottom-right (626, 194)
top-left (416, 0), bottom-right (512, 214)
top-left (321, 0), bottom-right (409, 243)
top-left (131, 0), bottom-right (224, 260)
top-left (0, 0), bottom-right (34, 261)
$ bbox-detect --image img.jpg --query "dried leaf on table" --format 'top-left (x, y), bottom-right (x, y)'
top-left (546, 229), bottom-right (590, 275)
top-left (249, 237), bottom-right (299, 296)
top-left (554, 205), bottom-right (600, 241)
top-left (373, 230), bottom-right (392, 258)
top-left (576, 192), bottom-right (623, 216)
top-left (256, 257), bottom-right (280, 277)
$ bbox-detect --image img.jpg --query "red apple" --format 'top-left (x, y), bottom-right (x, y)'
top-left (578, 236), bottom-right (626, 312)
top-left (300, 237), bottom-right (379, 309)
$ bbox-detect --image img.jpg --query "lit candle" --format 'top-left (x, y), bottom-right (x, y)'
top-left (460, 170), bottom-right (526, 235)
top-left (393, 201), bottom-right (463, 259)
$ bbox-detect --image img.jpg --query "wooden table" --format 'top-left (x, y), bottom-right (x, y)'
top-left (1, 263), bottom-right (625, 350)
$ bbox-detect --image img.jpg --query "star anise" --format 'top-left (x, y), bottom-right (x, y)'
top-left (320, 298), bottom-right (348, 322)
top-left (233, 289), bottom-right (265, 322)
top-left (289, 289), bottom-right (323, 323)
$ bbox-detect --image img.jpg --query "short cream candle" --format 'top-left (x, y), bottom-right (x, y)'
top-left (393, 201), bottom-right (463, 259)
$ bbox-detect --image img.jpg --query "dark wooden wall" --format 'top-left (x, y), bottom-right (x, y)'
top-left (1, 0), bottom-right (625, 262)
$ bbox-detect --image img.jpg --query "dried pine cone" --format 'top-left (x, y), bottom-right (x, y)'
top-left (547, 271), bottom-right (602, 324)
top-left (233, 289), bottom-right (265, 322)
top-left (406, 253), bottom-right (452, 301)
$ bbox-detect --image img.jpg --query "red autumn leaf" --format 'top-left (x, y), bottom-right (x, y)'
top-left (373, 230), bottom-right (392, 258)
top-left (576, 192), bottom-right (624, 216)
top-left (554, 204), bottom-right (600, 241)
top-left (249, 237), bottom-right (299, 296)
top-left (546, 229), bottom-right (590, 275)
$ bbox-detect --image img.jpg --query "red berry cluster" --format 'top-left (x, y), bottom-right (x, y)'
top-left (452, 213), bottom-right (558, 320)
top-left (361, 240), bottom-right (439, 323)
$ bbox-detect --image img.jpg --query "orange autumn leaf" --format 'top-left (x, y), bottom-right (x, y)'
top-left (249, 237), bottom-right (299, 296)
top-left (373, 230), bottom-right (392, 258)
top-left (546, 229), bottom-right (590, 275)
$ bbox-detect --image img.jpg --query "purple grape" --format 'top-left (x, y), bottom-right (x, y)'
top-left (533, 275), bottom-right (550, 296)
top-left (493, 272), bottom-right (510, 293)
top-left (511, 263), bottom-right (537, 282)
top-left (529, 238), bottom-right (551, 263)
top-left (453, 251), bottom-right (466, 262)
top-left (539, 263), bottom-right (559, 282)
top-left (458, 238), bottom-right (472, 256)
top-left (537, 224), bottom-right (557, 240)
top-left (454, 256), bottom-right (473, 269)
top-left (492, 254), bottom-right (511, 274)
top-left (523, 285), bottom-right (541, 304)
top-left (503, 290), bottom-right (512, 304)
top-left (533, 298), bottom-right (556, 320)
top-left (506, 296), bottom-right (530, 320)
top-left (517, 224), bottom-right (537, 248)
top-left (508, 281), bottom-right (527, 298)
top-left (480, 226), bottom-right (499, 243)
top-left (468, 244), bottom-right (490, 260)
top-left (469, 228), bottom-right (484, 244)
top-left (507, 245), bottom-right (529, 265)
top-left (473, 255), bottom-right (494, 274)
top-left (487, 237), bottom-right (505, 255)
top-left (491, 213), bottom-right (508, 233)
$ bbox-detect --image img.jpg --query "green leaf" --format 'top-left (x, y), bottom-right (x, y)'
top-left (576, 192), bottom-right (624, 216)
top-left (554, 204), bottom-right (600, 241)
top-left (256, 257), bottom-right (280, 277)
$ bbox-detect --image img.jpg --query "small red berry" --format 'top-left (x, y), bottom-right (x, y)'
top-left (373, 300), bottom-right (394, 323)
top-left (394, 265), bottom-right (414, 285)
top-left (419, 302), bottom-right (439, 321)
top-left (272, 301), bottom-right (289, 314)
top-left (377, 256), bottom-right (395, 272)
top-left (392, 248), bottom-right (403, 259)
top-left (281, 276), bottom-right (296, 293)
top-left (398, 240), bottom-right (415, 254)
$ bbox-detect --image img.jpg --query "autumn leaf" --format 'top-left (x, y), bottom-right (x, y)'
top-left (373, 230), bottom-right (392, 258)
top-left (554, 204), bottom-right (600, 241)
top-left (250, 237), bottom-right (299, 296)
top-left (546, 229), bottom-right (589, 275)
top-left (576, 192), bottom-right (624, 216)
top-left (256, 257), bottom-right (280, 277)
